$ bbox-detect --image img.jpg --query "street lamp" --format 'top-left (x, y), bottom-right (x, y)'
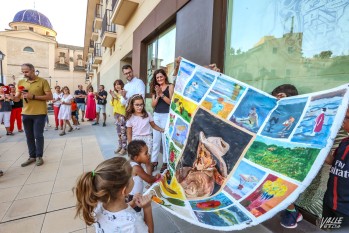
top-left (55, 80), bottom-right (58, 87)
top-left (0, 51), bottom-right (5, 84)
top-left (49, 76), bottom-right (52, 87)
top-left (35, 70), bottom-right (40, 76)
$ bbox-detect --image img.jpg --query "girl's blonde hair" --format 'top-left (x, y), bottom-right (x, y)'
top-left (125, 94), bottom-right (148, 120)
top-left (75, 157), bottom-right (132, 225)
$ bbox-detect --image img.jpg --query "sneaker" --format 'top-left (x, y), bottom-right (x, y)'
top-left (48, 124), bottom-right (51, 127)
top-left (103, 122), bottom-right (106, 127)
top-left (44, 128), bottom-right (48, 131)
top-left (81, 118), bottom-right (85, 122)
top-left (36, 157), bottom-right (44, 166)
top-left (75, 126), bottom-right (80, 130)
top-left (280, 209), bottom-right (303, 228)
top-left (21, 158), bottom-right (36, 167)
top-left (118, 148), bottom-right (127, 155)
top-left (54, 127), bottom-right (58, 130)
top-left (92, 122), bottom-right (99, 125)
top-left (114, 148), bottom-right (122, 154)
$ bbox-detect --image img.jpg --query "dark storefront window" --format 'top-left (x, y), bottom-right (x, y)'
top-left (224, 0), bottom-right (349, 94)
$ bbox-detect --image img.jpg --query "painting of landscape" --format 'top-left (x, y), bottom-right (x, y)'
top-left (244, 136), bottom-right (320, 181)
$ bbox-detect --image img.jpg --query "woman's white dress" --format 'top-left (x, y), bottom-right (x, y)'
top-left (58, 94), bottom-right (73, 120)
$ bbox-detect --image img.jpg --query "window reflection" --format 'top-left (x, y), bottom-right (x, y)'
top-left (147, 26), bottom-right (176, 94)
top-left (225, 0), bottom-right (349, 94)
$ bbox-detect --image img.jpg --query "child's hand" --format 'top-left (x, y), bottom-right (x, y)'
top-left (155, 173), bottom-right (162, 182)
top-left (135, 194), bottom-right (152, 208)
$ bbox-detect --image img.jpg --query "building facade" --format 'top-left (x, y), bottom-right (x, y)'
top-left (0, 9), bottom-right (87, 91)
top-left (83, 0), bottom-right (349, 222)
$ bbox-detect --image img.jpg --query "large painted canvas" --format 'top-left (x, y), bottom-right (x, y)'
top-left (146, 58), bottom-right (349, 231)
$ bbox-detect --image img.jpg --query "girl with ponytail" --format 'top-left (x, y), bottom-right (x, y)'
top-left (74, 157), bottom-right (154, 233)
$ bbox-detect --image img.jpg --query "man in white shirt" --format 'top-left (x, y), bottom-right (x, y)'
top-left (120, 65), bottom-right (145, 106)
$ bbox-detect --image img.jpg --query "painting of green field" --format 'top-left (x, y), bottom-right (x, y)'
top-left (244, 137), bottom-right (320, 182)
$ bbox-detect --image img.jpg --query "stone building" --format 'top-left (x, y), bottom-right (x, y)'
top-left (0, 9), bottom-right (87, 91)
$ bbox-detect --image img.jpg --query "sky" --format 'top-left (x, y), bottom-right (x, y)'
top-left (0, 0), bottom-right (87, 46)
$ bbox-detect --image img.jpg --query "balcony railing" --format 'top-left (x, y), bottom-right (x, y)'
top-left (101, 10), bottom-right (116, 38)
top-left (112, 0), bottom-right (118, 11)
top-left (95, 4), bottom-right (102, 18)
top-left (94, 4), bottom-right (103, 29)
top-left (94, 43), bottom-right (101, 57)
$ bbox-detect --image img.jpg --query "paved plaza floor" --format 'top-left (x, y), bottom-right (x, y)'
top-left (0, 115), bottom-right (325, 233)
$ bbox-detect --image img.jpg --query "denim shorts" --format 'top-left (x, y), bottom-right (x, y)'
top-left (77, 103), bottom-right (85, 111)
top-left (96, 104), bottom-right (106, 113)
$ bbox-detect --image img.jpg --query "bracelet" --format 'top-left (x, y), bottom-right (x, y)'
top-left (32, 95), bottom-right (35, 100)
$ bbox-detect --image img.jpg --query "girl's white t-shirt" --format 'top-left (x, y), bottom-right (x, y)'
top-left (129, 161), bottom-right (144, 195)
top-left (126, 112), bottom-right (154, 136)
top-left (93, 202), bottom-right (148, 233)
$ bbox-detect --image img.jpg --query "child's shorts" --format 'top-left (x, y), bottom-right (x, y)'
top-left (71, 111), bottom-right (77, 116)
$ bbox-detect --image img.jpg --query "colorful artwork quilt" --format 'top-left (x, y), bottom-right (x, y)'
top-left (147, 58), bottom-right (349, 231)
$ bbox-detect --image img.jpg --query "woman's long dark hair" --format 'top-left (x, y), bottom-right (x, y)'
top-left (149, 69), bottom-right (170, 94)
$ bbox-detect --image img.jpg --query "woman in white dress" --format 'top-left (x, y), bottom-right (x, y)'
top-left (58, 86), bottom-right (73, 136)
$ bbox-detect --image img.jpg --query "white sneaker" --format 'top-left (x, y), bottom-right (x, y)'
top-left (75, 126), bottom-right (80, 130)
top-left (44, 128), bottom-right (48, 131)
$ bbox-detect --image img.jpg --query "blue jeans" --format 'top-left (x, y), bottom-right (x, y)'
top-left (22, 114), bottom-right (46, 158)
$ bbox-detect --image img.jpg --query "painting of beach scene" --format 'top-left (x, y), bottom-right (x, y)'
top-left (175, 60), bottom-right (196, 93)
top-left (183, 69), bottom-right (216, 103)
top-left (230, 89), bottom-right (276, 133)
top-left (202, 75), bottom-right (246, 119)
top-left (291, 89), bottom-right (347, 147)
top-left (262, 97), bottom-right (308, 138)
top-left (194, 205), bottom-right (251, 226)
top-left (244, 136), bottom-right (320, 181)
top-left (224, 160), bottom-right (266, 201)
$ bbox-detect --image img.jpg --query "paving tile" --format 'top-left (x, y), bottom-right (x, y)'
top-left (71, 229), bottom-right (87, 233)
top-left (5, 164), bottom-right (34, 176)
top-left (0, 186), bottom-right (22, 203)
top-left (56, 166), bottom-right (83, 178)
top-left (0, 174), bottom-right (28, 189)
top-left (47, 190), bottom-right (76, 211)
top-left (153, 207), bottom-right (179, 233)
top-left (41, 207), bottom-right (86, 233)
top-left (0, 161), bottom-right (14, 170)
top-left (0, 202), bottom-right (11, 222)
top-left (2, 194), bottom-right (50, 222)
top-left (52, 176), bottom-right (79, 193)
top-left (25, 170), bottom-right (57, 184)
top-left (86, 226), bottom-right (95, 233)
top-left (0, 214), bottom-right (45, 233)
top-left (16, 181), bottom-right (54, 200)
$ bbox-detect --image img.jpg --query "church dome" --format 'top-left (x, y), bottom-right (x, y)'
top-left (12, 9), bottom-right (53, 30)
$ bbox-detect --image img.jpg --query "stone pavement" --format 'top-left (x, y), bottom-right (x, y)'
top-left (0, 115), bottom-right (325, 233)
